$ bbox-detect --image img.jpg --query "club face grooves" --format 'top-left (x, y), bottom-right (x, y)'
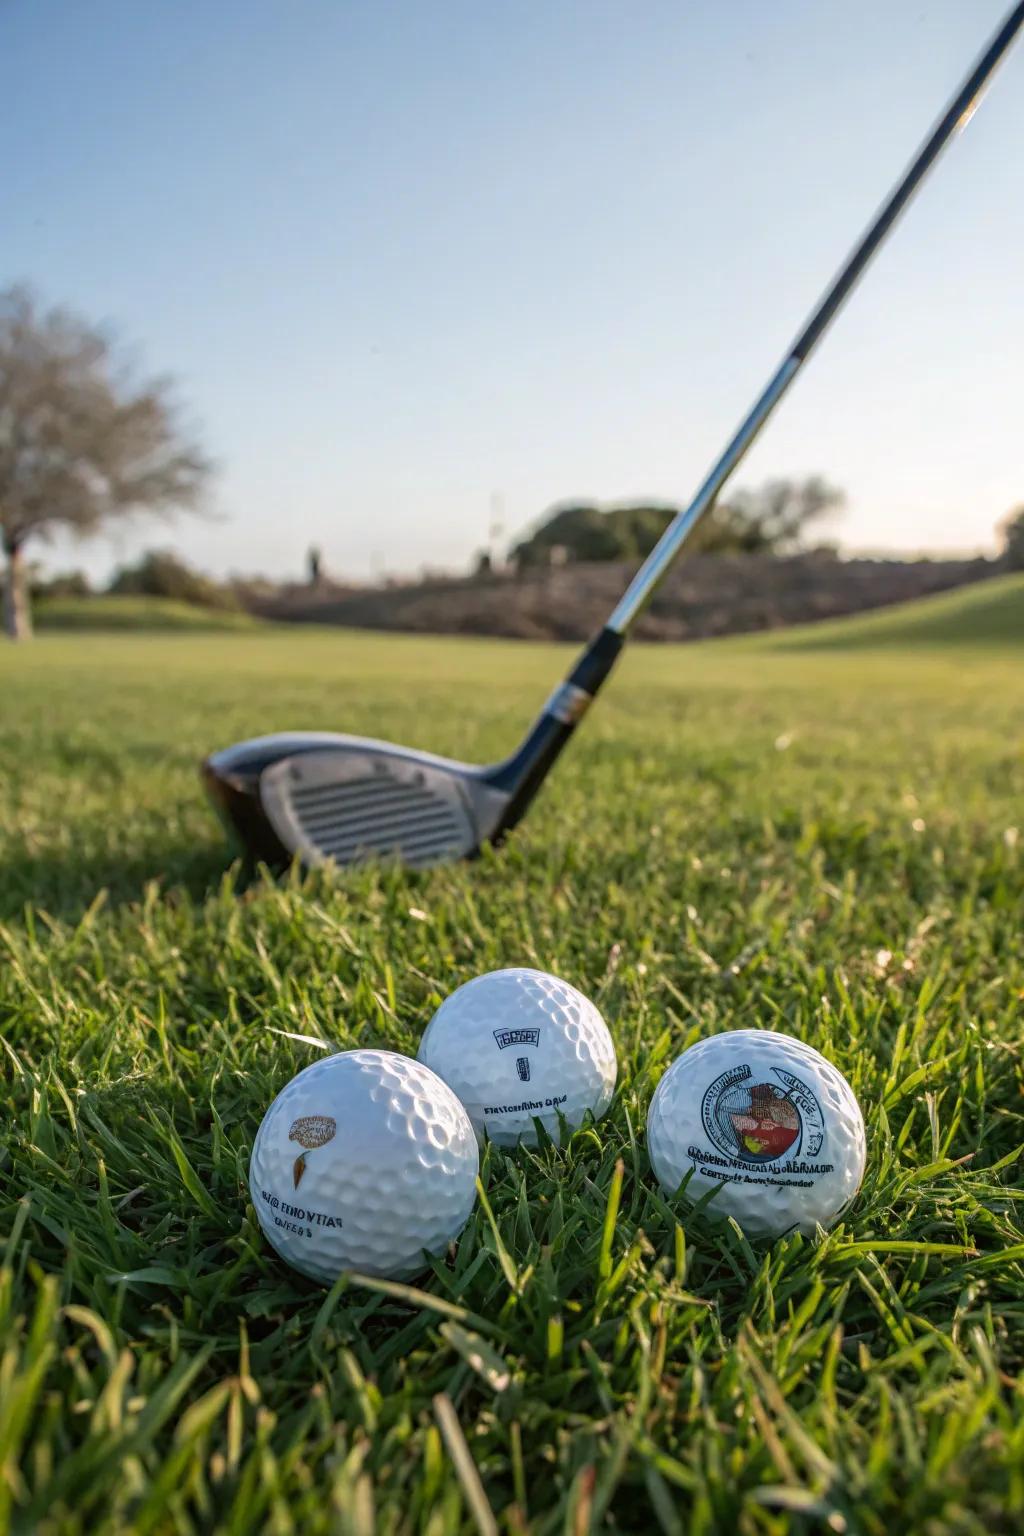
top-left (259, 750), bottom-right (484, 869)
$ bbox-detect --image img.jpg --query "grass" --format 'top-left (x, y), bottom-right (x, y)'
top-left (1, 579), bottom-right (1023, 1534)
top-left (773, 570), bottom-right (1024, 650)
top-left (34, 595), bottom-right (259, 631)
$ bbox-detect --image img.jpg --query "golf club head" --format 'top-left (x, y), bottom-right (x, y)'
top-left (202, 733), bottom-right (512, 870)
top-left (202, 632), bottom-right (621, 873)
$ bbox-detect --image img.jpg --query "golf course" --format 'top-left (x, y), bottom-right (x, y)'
top-left (2, 574), bottom-right (1023, 1533)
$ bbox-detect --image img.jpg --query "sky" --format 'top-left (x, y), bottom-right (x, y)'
top-left (3, 0), bottom-right (1023, 584)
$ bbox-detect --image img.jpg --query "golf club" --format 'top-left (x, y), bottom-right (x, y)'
top-left (203, 3), bottom-right (1024, 871)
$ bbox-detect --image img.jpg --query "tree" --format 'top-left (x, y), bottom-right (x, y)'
top-left (107, 549), bottom-right (240, 610)
top-left (512, 480), bottom-right (843, 568)
top-left (695, 476), bottom-right (845, 555)
top-left (0, 286), bottom-right (211, 640)
top-left (513, 504), bottom-right (619, 567)
top-left (31, 568), bottom-right (92, 600)
top-left (1000, 505), bottom-right (1024, 570)
top-left (513, 503), bottom-right (675, 567)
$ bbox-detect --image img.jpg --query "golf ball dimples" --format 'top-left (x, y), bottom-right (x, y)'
top-left (418, 968), bottom-right (617, 1147)
top-left (249, 1049), bottom-right (479, 1282)
top-left (647, 1030), bottom-right (865, 1238)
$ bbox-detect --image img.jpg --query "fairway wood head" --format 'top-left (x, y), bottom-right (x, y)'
top-left (202, 732), bottom-right (511, 870)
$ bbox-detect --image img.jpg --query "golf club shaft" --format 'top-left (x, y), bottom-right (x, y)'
top-left (602, 0), bottom-right (1024, 637)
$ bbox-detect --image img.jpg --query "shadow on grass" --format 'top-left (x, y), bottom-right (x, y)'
top-left (0, 838), bottom-right (239, 927)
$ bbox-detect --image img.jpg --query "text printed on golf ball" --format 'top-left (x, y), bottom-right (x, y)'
top-left (255, 1187), bottom-right (344, 1240)
top-left (647, 1030), bottom-right (866, 1238)
top-left (418, 968), bottom-right (617, 1147)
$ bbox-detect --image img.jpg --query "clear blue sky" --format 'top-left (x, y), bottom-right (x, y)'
top-left (4, 0), bottom-right (1022, 582)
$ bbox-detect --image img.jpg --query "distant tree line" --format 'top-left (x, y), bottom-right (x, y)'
top-left (31, 549), bottom-right (242, 610)
top-left (512, 478), bottom-right (846, 568)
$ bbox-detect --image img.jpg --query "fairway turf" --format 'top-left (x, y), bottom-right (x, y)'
top-left (35, 595), bottom-right (259, 632)
top-left (2, 597), bottom-right (1023, 1533)
top-left (774, 570), bottom-right (1024, 651)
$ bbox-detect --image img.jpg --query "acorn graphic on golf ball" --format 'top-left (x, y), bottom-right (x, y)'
top-left (288, 1114), bottom-right (336, 1188)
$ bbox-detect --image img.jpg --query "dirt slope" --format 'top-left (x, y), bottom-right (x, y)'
top-left (248, 553), bottom-right (997, 642)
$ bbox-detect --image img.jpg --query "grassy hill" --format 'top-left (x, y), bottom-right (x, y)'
top-left (773, 569), bottom-right (1024, 649)
top-left (1, 619), bottom-right (1022, 1532)
top-left (35, 594), bottom-right (260, 631)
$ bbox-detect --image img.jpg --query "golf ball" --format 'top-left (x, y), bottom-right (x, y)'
top-left (647, 1030), bottom-right (865, 1238)
top-left (249, 1049), bottom-right (479, 1282)
top-left (418, 967), bottom-right (617, 1147)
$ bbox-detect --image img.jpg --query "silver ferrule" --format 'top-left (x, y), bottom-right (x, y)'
top-left (542, 681), bottom-right (593, 725)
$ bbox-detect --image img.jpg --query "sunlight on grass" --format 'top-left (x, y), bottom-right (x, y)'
top-left (1, 611), bottom-right (1022, 1531)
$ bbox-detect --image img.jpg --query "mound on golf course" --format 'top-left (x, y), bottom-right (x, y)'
top-left (775, 569), bottom-right (1024, 649)
top-left (35, 594), bottom-right (260, 631)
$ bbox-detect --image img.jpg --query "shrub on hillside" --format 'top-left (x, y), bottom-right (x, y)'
top-left (108, 550), bottom-right (240, 610)
top-left (513, 479), bottom-right (844, 567)
top-left (514, 504), bottom-right (674, 567)
top-left (32, 569), bottom-right (92, 599)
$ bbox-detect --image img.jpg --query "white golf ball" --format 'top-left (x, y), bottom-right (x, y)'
top-left (418, 967), bottom-right (617, 1147)
top-left (647, 1030), bottom-right (866, 1238)
top-left (249, 1049), bottom-right (479, 1282)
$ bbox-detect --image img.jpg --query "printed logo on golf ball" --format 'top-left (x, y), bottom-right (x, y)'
top-left (418, 967), bottom-right (617, 1147)
top-left (249, 1049), bottom-right (479, 1283)
top-left (647, 1030), bottom-right (866, 1237)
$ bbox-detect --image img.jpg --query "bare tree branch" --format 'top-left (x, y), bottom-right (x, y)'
top-left (0, 285), bottom-right (213, 638)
